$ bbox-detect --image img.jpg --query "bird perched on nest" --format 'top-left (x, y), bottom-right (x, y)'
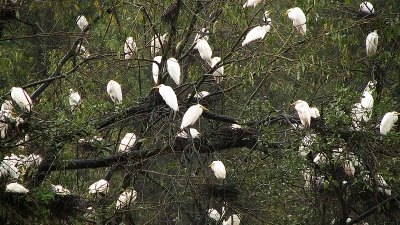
top-left (209, 161), bottom-right (226, 180)
top-left (51, 184), bottom-right (71, 196)
top-left (89, 179), bottom-right (109, 195)
top-left (116, 189), bottom-right (138, 209)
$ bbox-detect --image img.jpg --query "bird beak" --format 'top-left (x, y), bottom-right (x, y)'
top-left (208, 163), bottom-right (213, 167)
top-left (396, 112), bottom-right (400, 115)
top-left (290, 102), bottom-right (296, 106)
top-left (267, 10), bottom-right (272, 14)
top-left (152, 86), bottom-right (160, 89)
top-left (201, 106), bottom-right (209, 111)
top-left (284, 11), bottom-right (289, 16)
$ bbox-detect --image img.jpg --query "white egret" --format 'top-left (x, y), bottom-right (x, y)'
top-left (242, 15), bottom-right (272, 46)
top-left (359, 1), bottom-right (374, 14)
top-left (309, 107), bottom-right (320, 118)
top-left (124, 37), bottom-right (137, 60)
top-left (207, 208), bottom-right (221, 221)
top-left (211, 57), bottom-right (224, 83)
top-left (1, 100), bottom-right (13, 111)
top-left (152, 56), bottom-right (162, 84)
top-left (51, 184), bottom-right (71, 196)
top-left (118, 133), bottom-right (137, 153)
top-left (180, 104), bottom-right (208, 129)
top-left (299, 134), bottom-right (316, 157)
top-left (69, 89), bottom-right (81, 112)
top-left (167, 57), bottom-right (181, 85)
top-left (154, 84), bottom-right (179, 112)
top-left (10, 87), bottom-right (33, 112)
top-left (89, 179), bottom-right (109, 194)
top-left (195, 38), bottom-right (212, 66)
top-left (107, 80), bottom-right (123, 103)
top-left (193, 28), bottom-right (210, 49)
top-left (151, 33), bottom-right (168, 55)
top-left (116, 189), bottom-right (138, 209)
top-left (242, 0), bottom-right (262, 9)
top-left (366, 30), bottom-right (378, 56)
top-left (360, 91), bottom-right (373, 121)
top-left (189, 91), bottom-right (210, 99)
top-left (76, 43), bottom-right (90, 59)
top-left (208, 160), bottom-right (226, 180)
top-left (76, 15), bottom-right (88, 31)
top-left (6, 182), bottom-right (29, 193)
top-left (25, 153), bottom-right (42, 168)
top-left (380, 112), bottom-right (399, 135)
top-left (222, 214), bottom-right (241, 225)
top-left (176, 128), bottom-right (201, 139)
top-left (286, 7), bottom-right (306, 36)
top-left (291, 100), bottom-right (311, 127)
top-left (376, 175), bottom-right (391, 196)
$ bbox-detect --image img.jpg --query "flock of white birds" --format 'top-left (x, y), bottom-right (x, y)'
top-left (0, 0), bottom-right (389, 223)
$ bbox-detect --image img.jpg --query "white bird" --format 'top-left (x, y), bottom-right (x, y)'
top-left (1, 100), bottom-right (13, 111)
top-left (69, 89), bottom-right (81, 112)
top-left (6, 182), bottom-right (29, 193)
top-left (10, 87), bottom-right (33, 112)
top-left (286, 7), bottom-right (307, 36)
top-left (380, 112), bottom-right (399, 135)
top-left (376, 175), bottom-right (391, 196)
top-left (359, 1), bottom-right (374, 14)
top-left (299, 134), bottom-right (316, 157)
top-left (176, 128), bottom-right (201, 139)
top-left (207, 208), bottom-right (221, 221)
top-left (152, 56), bottom-right (162, 84)
top-left (309, 107), bottom-right (320, 118)
top-left (222, 214), bottom-right (241, 225)
top-left (76, 15), bottom-right (88, 31)
top-left (116, 189), bottom-right (138, 209)
top-left (193, 28), bottom-right (210, 49)
top-left (180, 104), bottom-right (208, 129)
top-left (366, 30), bottom-right (378, 56)
top-left (107, 80), bottom-right (123, 103)
top-left (195, 38), bottom-right (213, 66)
top-left (51, 184), bottom-right (71, 196)
top-left (242, 0), bottom-right (262, 9)
top-left (242, 21), bottom-right (272, 46)
top-left (89, 179), bottom-right (109, 194)
top-left (360, 91), bottom-right (373, 122)
top-left (118, 133), bottom-right (137, 153)
top-left (189, 91), bottom-right (210, 99)
top-left (154, 84), bottom-right (179, 112)
top-left (208, 160), bottom-right (226, 180)
top-left (151, 33), bottom-right (168, 55)
top-left (124, 37), bottom-right (137, 60)
top-left (291, 100), bottom-right (311, 127)
top-left (167, 58), bottom-right (181, 85)
top-left (211, 57), bottom-right (224, 83)
top-left (76, 44), bottom-right (90, 59)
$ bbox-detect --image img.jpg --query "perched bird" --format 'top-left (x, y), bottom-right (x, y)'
top-left (207, 208), bottom-right (221, 222)
top-left (242, 18), bottom-right (272, 46)
top-left (124, 37), bottom-right (137, 60)
top-left (298, 134), bottom-right (317, 158)
top-left (195, 38), bottom-right (213, 66)
top-left (1, 100), bottom-right (13, 111)
top-left (89, 179), bottom-right (109, 194)
top-left (151, 33), bottom-right (168, 55)
top-left (152, 56), bottom-right (162, 84)
top-left (76, 44), bottom-right (90, 59)
top-left (231, 124), bottom-right (242, 129)
top-left (291, 100), bottom-right (311, 127)
top-left (222, 214), bottom-right (241, 225)
top-left (376, 175), bottom-right (391, 196)
top-left (242, 0), bottom-right (262, 9)
top-left (10, 87), bottom-right (33, 112)
top-left (6, 182), bottom-right (29, 193)
top-left (380, 112), bottom-right (399, 135)
top-left (51, 184), bottom-right (71, 196)
top-left (360, 91), bottom-right (373, 121)
top-left (167, 58), bottom-right (181, 85)
top-left (76, 15), bottom-right (88, 31)
top-left (116, 189), bottom-right (138, 209)
top-left (180, 104), bottom-right (208, 129)
top-left (209, 160), bottom-right (226, 180)
top-left (176, 128), bottom-right (201, 139)
top-left (193, 28), bottom-right (210, 49)
top-left (211, 57), bottom-right (224, 83)
top-left (359, 1), bottom-right (374, 14)
top-left (309, 107), bottom-right (320, 118)
top-left (366, 30), bottom-right (378, 56)
top-left (107, 80), bottom-right (123, 103)
top-left (153, 84), bottom-right (179, 112)
top-left (118, 133), bottom-right (137, 153)
top-left (286, 7), bottom-right (306, 35)
top-left (69, 89), bottom-right (81, 112)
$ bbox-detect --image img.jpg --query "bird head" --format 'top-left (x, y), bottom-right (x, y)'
top-left (208, 162), bottom-right (214, 167)
top-left (290, 100), bottom-right (302, 106)
top-left (69, 89), bottom-right (75, 94)
top-left (263, 10), bottom-right (272, 21)
top-left (285, 9), bottom-right (291, 16)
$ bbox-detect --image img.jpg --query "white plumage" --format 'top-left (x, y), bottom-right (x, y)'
top-left (309, 107), bottom-right (320, 118)
top-left (151, 33), bottom-right (167, 55)
top-left (107, 80), bottom-right (123, 103)
top-left (366, 30), bottom-right (378, 56)
top-left (1, 100), bottom-right (13, 111)
top-left (176, 128), bottom-right (201, 139)
top-left (76, 15), bottom-right (88, 31)
top-left (189, 91), bottom-right (210, 99)
top-left (124, 37), bottom-right (137, 60)
top-left (6, 182), bottom-right (29, 193)
top-left (291, 100), bottom-right (311, 127)
top-left (360, 91), bottom-right (373, 122)
top-left (155, 84), bottom-right (179, 112)
top-left (286, 7), bottom-right (306, 35)
top-left (376, 175), bottom-right (391, 196)
top-left (11, 87), bottom-right (33, 112)
top-left (89, 179), bottom-right (109, 194)
top-left (207, 208), bottom-right (221, 221)
top-left (193, 28), bottom-right (210, 49)
top-left (118, 133), bottom-right (137, 153)
top-left (180, 104), bottom-right (207, 129)
top-left (152, 56), bottom-right (162, 84)
top-left (380, 112), bottom-right (399, 135)
top-left (242, 18), bottom-right (272, 46)
top-left (167, 58), bottom-right (181, 85)
top-left (359, 1), bottom-right (374, 14)
top-left (51, 184), bottom-right (71, 196)
top-left (76, 43), bottom-right (90, 59)
top-left (222, 214), bottom-right (241, 225)
top-left (69, 89), bottom-right (81, 112)
top-left (195, 38), bottom-right (212, 66)
top-left (116, 189), bottom-right (138, 209)
top-left (209, 160), bottom-right (226, 180)
top-left (242, 0), bottom-right (262, 9)
top-left (211, 57), bottom-right (224, 83)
